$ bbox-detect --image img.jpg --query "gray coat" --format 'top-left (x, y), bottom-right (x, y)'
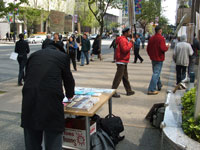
top-left (173, 36), bottom-right (193, 66)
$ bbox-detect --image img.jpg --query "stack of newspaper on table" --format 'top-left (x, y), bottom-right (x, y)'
top-left (63, 87), bottom-right (114, 111)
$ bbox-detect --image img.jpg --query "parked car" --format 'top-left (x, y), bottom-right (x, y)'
top-left (89, 34), bottom-right (97, 40)
top-left (27, 35), bottom-right (46, 43)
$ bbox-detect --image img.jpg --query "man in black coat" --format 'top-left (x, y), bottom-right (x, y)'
top-left (42, 34), bottom-right (52, 49)
top-left (21, 43), bottom-right (75, 150)
top-left (15, 33), bottom-right (30, 86)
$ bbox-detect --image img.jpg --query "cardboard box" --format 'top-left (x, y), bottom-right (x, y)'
top-left (63, 118), bottom-right (96, 149)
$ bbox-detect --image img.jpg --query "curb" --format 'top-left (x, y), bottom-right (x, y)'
top-left (161, 62), bottom-right (200, 150)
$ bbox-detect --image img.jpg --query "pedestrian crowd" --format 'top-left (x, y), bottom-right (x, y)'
top-left (13, 25), bottom-right (200, 149)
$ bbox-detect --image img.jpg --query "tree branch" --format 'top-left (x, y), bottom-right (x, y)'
top-left (88, 0), bottom-right (100, 24)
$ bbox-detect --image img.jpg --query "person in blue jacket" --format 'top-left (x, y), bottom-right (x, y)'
top-left (134, 34), bottom-right (143, 63)
top-left (66, 36), bottom-right (78, 71)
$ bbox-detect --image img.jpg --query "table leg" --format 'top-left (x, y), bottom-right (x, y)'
top-left (85, 116), bottom-right (90, 150)
top-left (108, 97), bottom-right (112, 117)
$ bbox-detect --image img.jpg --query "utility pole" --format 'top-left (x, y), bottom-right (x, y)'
top-left (191, 0), bottom-right (196, 24)
top-left (128, 0), bottom-right (136, 36)
top-left (194, 0), bottom-right (200, 119)
top-left (13, 0), bottom-right (16, 43)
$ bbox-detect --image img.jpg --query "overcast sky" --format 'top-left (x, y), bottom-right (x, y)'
top-left (161, 0), bottom-right (177, 25)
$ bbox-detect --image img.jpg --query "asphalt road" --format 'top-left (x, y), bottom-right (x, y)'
top-left (0, 40), bottom-right (113, 82)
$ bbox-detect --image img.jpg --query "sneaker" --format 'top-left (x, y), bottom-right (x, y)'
top-left (112, 92), bottom-right (120, 98)
top-left (147, 91), bottom-right (159, 95)
top-left (180, 83), bottom-right (186, 89)
top-left (80, 64), bottom-right (84, 66)
top-left (127, 91), bottom-right (135, 96)
top-left (182, 77), bottom-right (190, 83)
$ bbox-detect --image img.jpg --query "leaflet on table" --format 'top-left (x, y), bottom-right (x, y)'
top-left (66, 97), bottom-right (99, 111)
top-left (75, 87), bottom-right (114, 95)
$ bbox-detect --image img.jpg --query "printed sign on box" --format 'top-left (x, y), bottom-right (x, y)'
top-left (63, 119), bottom-right (96, 149)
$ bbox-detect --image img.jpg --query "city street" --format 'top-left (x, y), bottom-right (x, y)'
top-left (0, 40), bottom-right (112, 82)
top-left (0, 39), bottom-right (176, 150)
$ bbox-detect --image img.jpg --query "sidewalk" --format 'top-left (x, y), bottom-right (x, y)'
top-left (0, 47), bottom-right (175, 150)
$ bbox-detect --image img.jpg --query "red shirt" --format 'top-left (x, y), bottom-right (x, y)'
top-left (147, 33), bottom-right (168, 61)
top-left (115, 36), bottom-right (133, 63)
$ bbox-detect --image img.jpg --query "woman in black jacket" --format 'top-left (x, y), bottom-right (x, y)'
top-left (15, 33), bottom-right (30, 86)
top-left (91, 35), bottom-right (102, 61)
top-left (66, 36), bottom-right (78, 71)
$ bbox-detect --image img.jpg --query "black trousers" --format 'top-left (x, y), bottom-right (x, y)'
top-left (112, 64), bottom-right (132, 93)
top-left (24, 128), bottom-right (63, 150)
top-left (69, 51), bottom-right (77, 70)
top-left (134, 48), bottom-right (143, 63)
top-left (17, 55), bottom-right (27, 84)
top-left (176, 65), bottom-right (187, 84)
top-left (76, 47), bottom-right (81, 62)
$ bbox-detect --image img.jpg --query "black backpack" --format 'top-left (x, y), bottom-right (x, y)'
top-left (90, 129), bottom-right (115, 150)
top-left (100, 114), bottom-right (125, 145)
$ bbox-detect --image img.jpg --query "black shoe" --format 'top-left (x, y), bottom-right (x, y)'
top-left (141, 60), bottom-right (144, 63)
top-left (18, 83), bottom-right (23, 86)
top-left (158, 84), bottom-right (163, 91)
top-left (112, 93), bottom-right (120, 98)
top-left (80, 64), bottom-right (84, 66)
top-left (86, 63), bottom-right (89, 65)
top-left (127, 91), bottom-right (135, 96)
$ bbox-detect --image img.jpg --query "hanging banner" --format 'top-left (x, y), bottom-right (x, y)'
top-left (7, 13), bottom-right (13, 23)
top-left (135, 0), bottom-right (142, 15)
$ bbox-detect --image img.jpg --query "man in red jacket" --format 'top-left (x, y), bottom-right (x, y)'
top-left (147, 26), bottom-right (169, 95)
top-left (112, 27), bottom-right (135, 98)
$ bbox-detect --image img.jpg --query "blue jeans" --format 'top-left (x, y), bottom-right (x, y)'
top-left (24, 128), bottom-right (63, 150)
top-left (81, 51), bottom-right (89, 65)
top-left (148, 61), bottom-right (163, 92)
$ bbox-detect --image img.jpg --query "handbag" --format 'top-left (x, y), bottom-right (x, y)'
top-left (10, 52), bottom-right (18, 60)
top-left (100, 114), bottom-right (125, 145)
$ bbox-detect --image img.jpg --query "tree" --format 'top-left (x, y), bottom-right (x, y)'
top-left (0, 0), bottom-right (28, 18)
top-left (158, 16), bottom-right (170, 34)
top-left (18, 7), bottom-right (48, 35)
top-left (76, 0), bottom-right (98, 32)
top-left (136, 0), bottom-right (161, 36)
top-left (88, 0), bottom-right (123, 36)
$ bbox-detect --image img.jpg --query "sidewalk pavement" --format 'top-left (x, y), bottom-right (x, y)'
top-left (0, 46), bottom-right (175, 150)
top-left (0, 40), bottom-right (15, 46)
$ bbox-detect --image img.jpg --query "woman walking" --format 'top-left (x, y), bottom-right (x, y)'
top-left (66, 36), bottom-right (78, 71)
top-left (91, 35), bottom-right (102, 61)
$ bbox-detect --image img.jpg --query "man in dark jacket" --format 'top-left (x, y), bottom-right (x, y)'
top-left (134, 34), bottom-right (143, 63)
top-left (21, 43), bottom-right (75, 150)
top-left (80, 33), bottom-right (91, 66)
top-left (111, 27), bottom-right (135, 98)
top-left (110, 34), bottom-right (119, 63)
top-left (147, 26), bottom-right (169, 95)
top-left (42, 34), bottom-right (52, 49)
top-left (15, 33), bottom-right (30, 86)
